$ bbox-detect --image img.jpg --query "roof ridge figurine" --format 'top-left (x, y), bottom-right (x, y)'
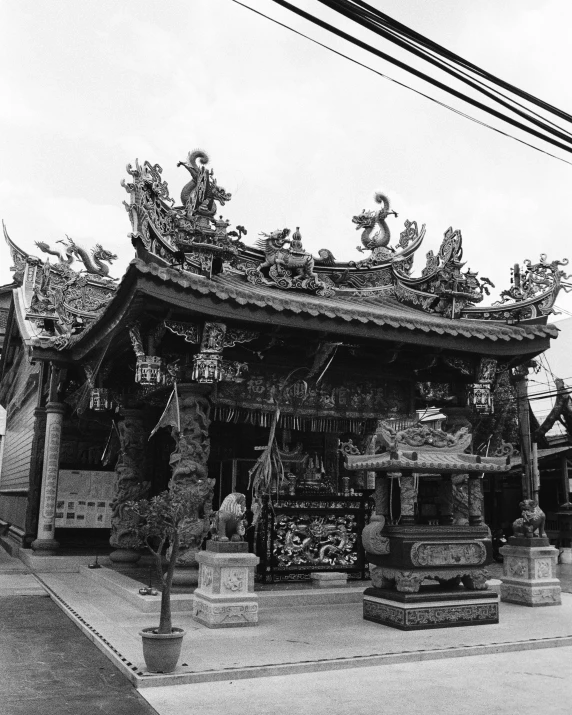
top-left (8, 145), bottom-right (561, 324)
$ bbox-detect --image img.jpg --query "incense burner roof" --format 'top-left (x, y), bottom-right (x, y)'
top-left (344, 450), bottom-right (511, 473)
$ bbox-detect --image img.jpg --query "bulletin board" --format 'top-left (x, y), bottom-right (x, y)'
top-left (55, 470), bottom-right (116, 528)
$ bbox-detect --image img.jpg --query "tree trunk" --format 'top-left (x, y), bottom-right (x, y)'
top-left (158, 532), bottom-right (178, 634)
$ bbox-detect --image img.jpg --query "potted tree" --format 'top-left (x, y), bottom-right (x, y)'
top-left (128, 479), bottom-right (192, 673)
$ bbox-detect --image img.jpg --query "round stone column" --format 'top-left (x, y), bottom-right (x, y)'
top-left (31, 402), bottom-right (65, 554)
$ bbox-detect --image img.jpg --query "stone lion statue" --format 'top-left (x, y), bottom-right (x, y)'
top-left (210, 492), bottom-right (247, 542)
top-left (512, 499), bottom-right (546, 538)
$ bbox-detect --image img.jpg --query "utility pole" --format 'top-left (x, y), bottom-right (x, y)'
top-left (514, 365), bottom-right (533, 500)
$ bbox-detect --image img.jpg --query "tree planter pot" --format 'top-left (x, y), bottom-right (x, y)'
top-left (140, 627), bottom-right (185, 673)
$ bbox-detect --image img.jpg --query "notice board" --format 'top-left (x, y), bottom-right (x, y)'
top-left (55, 470), bottom-right (115, 528)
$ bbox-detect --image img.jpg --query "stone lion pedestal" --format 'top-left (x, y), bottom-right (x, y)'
top-left (192, 541), bottom-right (260, 628)
top-left (500, 537), bottom-right (561, 607)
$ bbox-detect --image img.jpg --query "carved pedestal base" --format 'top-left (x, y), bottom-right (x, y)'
top-left (192, 542), bottom-right (260, 628)
top-left (363, 587), bottom-right (499, 630)
top-left (370, 565), bottom-right (489, 593)
top-left (500, 539), bottom-right (561, 607)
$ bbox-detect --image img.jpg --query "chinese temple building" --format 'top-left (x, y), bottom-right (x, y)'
top-left (0, 149), bottom-right (568, 599)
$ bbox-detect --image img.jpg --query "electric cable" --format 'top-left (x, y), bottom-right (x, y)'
top-left (316, 0), bottom-right (572, 145)
top-left (231, 1), bottom-right (572, 166)
top-left (324, 0), bottom-right (572, 125)
top-left (268, 0), bottom-right (572, 155)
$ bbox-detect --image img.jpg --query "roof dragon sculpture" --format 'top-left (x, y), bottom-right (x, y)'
top-left (3, 223), bottom-right (117, 350)
top-left (353, 192), bottom-right (398, 267)
top-left (119, 145), bottom-right (567, 319)
top-left (35, 236), bottom-right (117, 279)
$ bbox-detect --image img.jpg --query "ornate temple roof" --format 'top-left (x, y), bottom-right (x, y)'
top-left (1, 147), bottom-right (567, 358)
top-left (130, 260), bottom-right (558, 343)
top-left (64, 258), bottom-right (558, 362)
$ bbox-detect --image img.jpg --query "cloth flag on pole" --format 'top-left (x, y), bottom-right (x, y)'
top-left (101, 421), bottom-right (121, 466)
top-left (149, 385), bottom-right (181, 439)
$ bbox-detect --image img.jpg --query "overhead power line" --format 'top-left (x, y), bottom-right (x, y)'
top-left (318, 0), bottom-right (572, 128)
top-left (231, 1), bottom-right (572, 165)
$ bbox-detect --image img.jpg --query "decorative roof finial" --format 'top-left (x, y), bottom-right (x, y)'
top-left (290, 227), bottom-right (304, 255)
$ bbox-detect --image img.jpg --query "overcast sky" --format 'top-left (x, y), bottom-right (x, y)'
top-left (1, 0), bottom-right (572, 320)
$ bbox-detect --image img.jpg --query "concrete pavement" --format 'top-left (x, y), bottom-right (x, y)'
top-left (2, 545), bottom-right (572, 714)
top-left (31, 562), bottom-right (572, 688)
top-left (140, 646), bottom-right (572, 715)
top-left (0, 548), bottom-right (158, 715)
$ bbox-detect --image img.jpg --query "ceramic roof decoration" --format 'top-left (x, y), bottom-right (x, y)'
top-left (2, 147), bottom-right (568, 356)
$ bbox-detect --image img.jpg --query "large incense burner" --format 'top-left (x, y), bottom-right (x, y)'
top-left (344, 420), bottom-right (511, 630)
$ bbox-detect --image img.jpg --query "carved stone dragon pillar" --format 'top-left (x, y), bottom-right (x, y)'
top-left (452, 473), bottom-right (470, 525)
top-left (169, 386), bottom-right (215, 586)
top-left (109, 410), bottom-right (151, 562)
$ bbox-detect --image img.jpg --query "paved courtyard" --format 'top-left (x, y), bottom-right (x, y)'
top-left (140, 647), bottom-right (572, 715)
top-left (1, 547), bottom-right (571, 714)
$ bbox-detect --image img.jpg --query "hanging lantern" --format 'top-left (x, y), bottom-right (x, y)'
top-left (192, 353), bottom-right (222, 383)
top-left (469, 382), bottom-right (493, 414)
top-left (90, 388), bottom-right (112, 412)
top-left (135, 355), bottom-right (165, 386)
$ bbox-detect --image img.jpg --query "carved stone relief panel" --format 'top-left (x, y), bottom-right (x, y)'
top-left (535, 559), bottom-right (551, 579)
top-left (221, 568), bottom-right (247, 593)
top-left (506, 557), bottom-right (528, 579)
top-left (410, 541), bottom-right (486, 567)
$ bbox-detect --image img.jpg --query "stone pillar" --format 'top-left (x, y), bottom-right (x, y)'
top-left (31, 402), bottom-right (65, 554)
top-left (452, 473), bottom-right (469, 525)
top-left (439, 475), bottom-right (454, 525)
top-left (374, 476), bottom-right (390, 519)
top-left (361, 474), bottom-right (391, 557)
top-left (363, 432), bottom-right (378, 490)
top-left (169, 386), bottom-right (215, 586)
top-left (109, 410), bottom-right (151, 563)
top-left (399, 473), bottom-right (416, 525)
top-left (468, 475), bottom-right (484, 526)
